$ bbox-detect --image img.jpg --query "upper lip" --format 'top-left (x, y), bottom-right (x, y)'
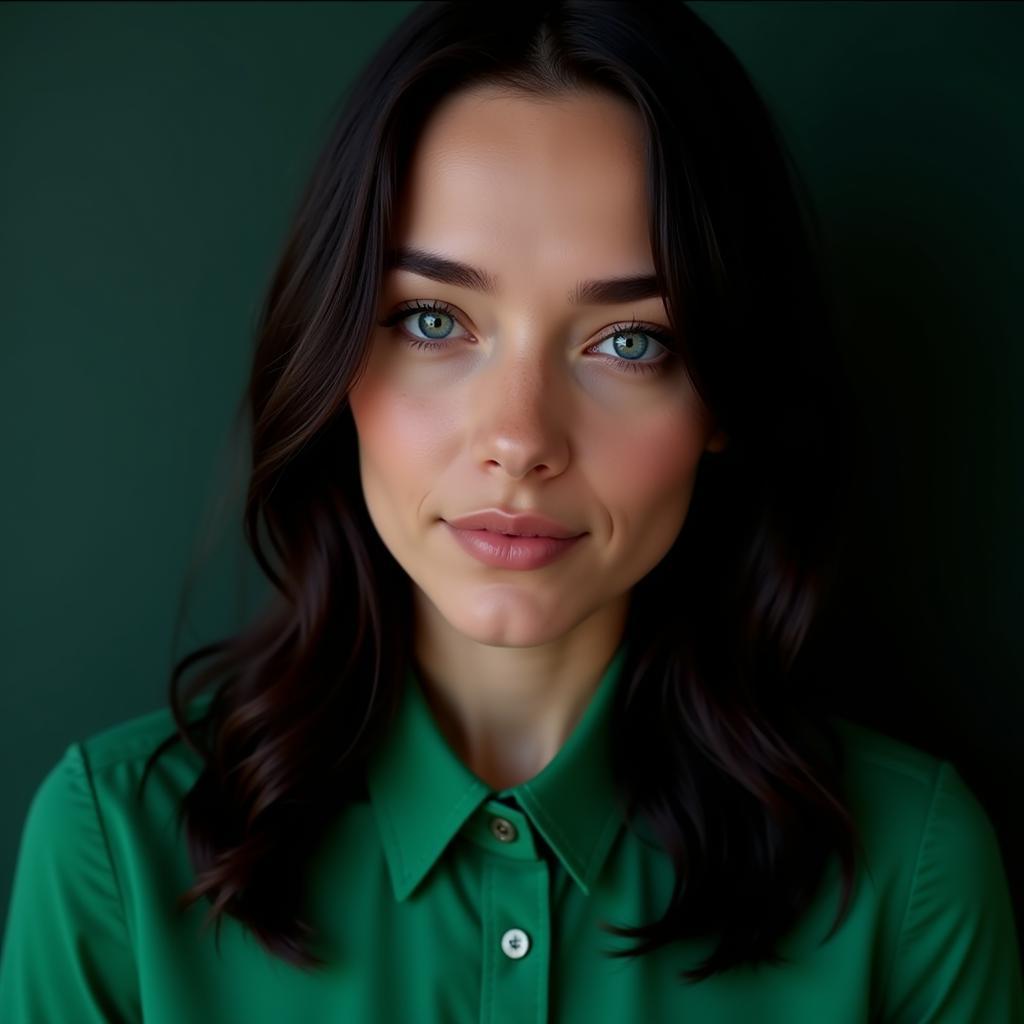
top-left (444, 508), bottom-right (585, 539)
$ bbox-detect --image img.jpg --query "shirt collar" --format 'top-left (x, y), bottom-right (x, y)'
top-left (366, 642), bottom-right (630, 902)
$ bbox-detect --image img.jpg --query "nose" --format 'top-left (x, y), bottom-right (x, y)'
top-left (467, 345), bottom-right (570, 480)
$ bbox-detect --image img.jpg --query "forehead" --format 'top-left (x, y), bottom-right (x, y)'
top-left (390, 86), bottom-right (655, 288)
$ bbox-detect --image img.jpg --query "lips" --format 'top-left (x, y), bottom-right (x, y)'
top-left (443, 508), bottom-right (584, 539)
top-left (443, 522), bottom-right (585, 570)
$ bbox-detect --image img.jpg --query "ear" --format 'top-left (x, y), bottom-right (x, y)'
top-left (705, 428), bottom-right (728, 454)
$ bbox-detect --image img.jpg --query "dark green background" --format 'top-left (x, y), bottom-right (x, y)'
top-left (2, 0), bottom-right (1021, 950)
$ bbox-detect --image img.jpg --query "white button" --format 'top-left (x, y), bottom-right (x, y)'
top-left (500, 928), bottom-right (530, 959)
top-left (490, 816), bottom-right (518, 842)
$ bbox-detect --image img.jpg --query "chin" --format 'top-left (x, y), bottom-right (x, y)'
top-left (435, 598), bottom-right (576, 649)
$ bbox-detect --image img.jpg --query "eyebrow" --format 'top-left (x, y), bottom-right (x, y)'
top-left (384, 246), bottom-right (663, 305)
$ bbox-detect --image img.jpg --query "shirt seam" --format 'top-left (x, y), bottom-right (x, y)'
top-left (76, 699), bottom-right (210, 775)
top-left (853, 749), bottom-right (934, 787)
top-left (877, 756), bottom-right (947, 1012)
top-left (483, 860), bottom-right (494, 1024)
top-left (73, 741), bottom-right (138, 957)
top-left (535, 860), bottom-right (544, 1024)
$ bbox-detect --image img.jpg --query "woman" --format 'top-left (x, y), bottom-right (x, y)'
top-left (2, 2), bottom-right (1021, 1021)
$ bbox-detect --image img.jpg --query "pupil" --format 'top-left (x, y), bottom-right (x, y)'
top-left (420, 312), bottom-right (449, 338)
top-left (614, 331), bottom-right (647, 359)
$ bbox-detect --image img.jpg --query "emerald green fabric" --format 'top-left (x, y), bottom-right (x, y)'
top-left (2, 642), bottom-right (1022, 1022)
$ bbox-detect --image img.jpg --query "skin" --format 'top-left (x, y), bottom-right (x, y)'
top-left (347, 84), bottom-right (726, 792)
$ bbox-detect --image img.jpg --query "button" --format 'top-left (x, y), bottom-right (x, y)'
top-left (490, 816), bottom-right (518, 843)
top-left (500, 928), bottom-right (530, 959)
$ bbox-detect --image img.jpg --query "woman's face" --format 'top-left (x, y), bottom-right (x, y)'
top-left (348, 85), bottom-right (724, 649)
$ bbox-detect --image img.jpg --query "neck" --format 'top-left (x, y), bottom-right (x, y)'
top-left (410, 592), bottom-right (629, 791)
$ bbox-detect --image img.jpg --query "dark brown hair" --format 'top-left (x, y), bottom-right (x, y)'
top-left (140, 0), bottom-right (864, 984)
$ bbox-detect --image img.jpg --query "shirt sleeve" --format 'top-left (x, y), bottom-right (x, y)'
top-left (881, 759), bottom-right (1024, 1023)
top-left (0, 741), bottom-right (142, 1023)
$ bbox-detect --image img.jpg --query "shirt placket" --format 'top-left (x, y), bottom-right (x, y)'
top-left (462, 797), bottom-right (551, 1024)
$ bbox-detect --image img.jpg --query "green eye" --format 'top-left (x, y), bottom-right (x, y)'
top-left (381, 300), bottom-right (672, 377)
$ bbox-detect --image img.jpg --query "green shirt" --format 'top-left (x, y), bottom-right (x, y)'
top-left (2, 643), bottom-right (1022, 1022)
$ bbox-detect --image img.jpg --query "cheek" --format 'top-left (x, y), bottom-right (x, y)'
top-left (589, 408), bottom-right (706, 577)
top-left (589, 403), bottom-right (707, 509)
top-left (348, 369), bottom-right (452, 491)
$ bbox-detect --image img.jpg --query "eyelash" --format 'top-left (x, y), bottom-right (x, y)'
top-left (379, 299), bottom-right (673, 377)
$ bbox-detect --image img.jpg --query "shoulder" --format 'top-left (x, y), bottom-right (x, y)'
top-left (830, 713), bottom-right (942, 792)
top-left (20, 698), bottom-right (210, 869)
top-left (826, 715), bottom-right (1023, 1017)
top-left (829, 714), bottom-right (994, 845)
top-left (26, 698), bottom-right (198, 809)
top-left (12, 698), bottom-right (213, 912)
top-left (0, 704), bottom-right (204, 1019)
top-left (825, 714), bottom-right (1013, 949)
top-left (828, 714), bottom-right (1000, 877)
top-left (55, 696), bottom-right (215, 834)
top-left (80, 695), bottom-right (211, 774)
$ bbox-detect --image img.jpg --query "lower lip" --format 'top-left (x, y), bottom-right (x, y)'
top-left (442, 522), bottom-right (585, 570)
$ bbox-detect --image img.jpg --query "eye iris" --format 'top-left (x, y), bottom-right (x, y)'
top-left (612, 331), bottom-right (649, 360)
top-left (419, 311), bottom-right (452, 339)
